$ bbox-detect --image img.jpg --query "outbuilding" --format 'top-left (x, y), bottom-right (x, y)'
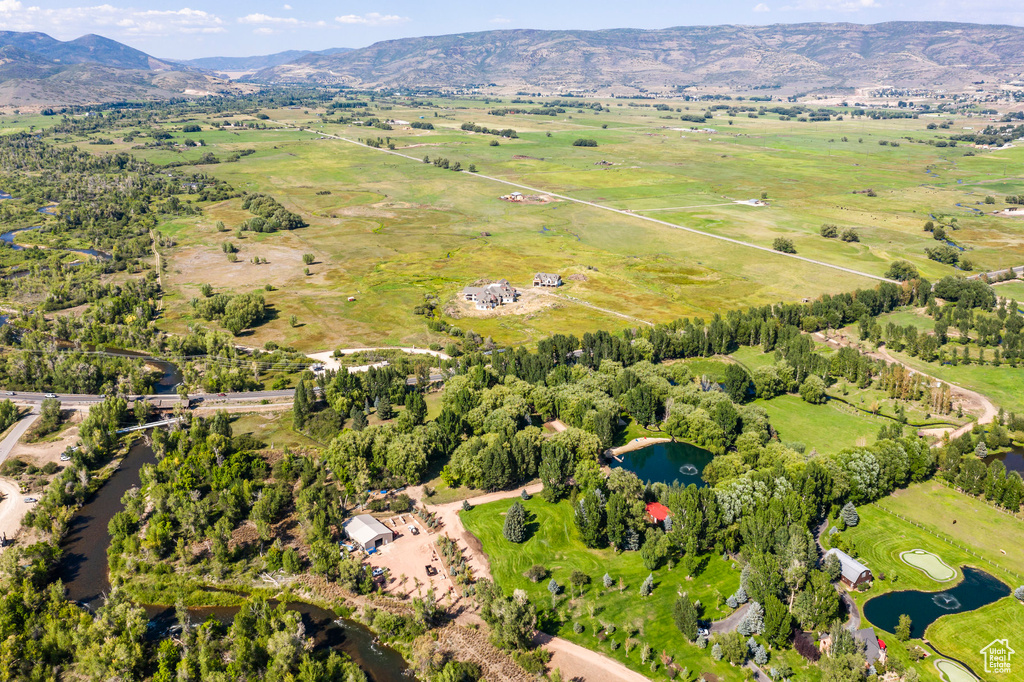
top-left (343, 514), bottom-right (394, 551)
top-left (825, 548), bottom-right (873, 588)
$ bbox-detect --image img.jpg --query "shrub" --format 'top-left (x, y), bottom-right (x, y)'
top-left (772, 237), bottom-right (796, 254)
top-left (572, 138), bottom-right (598, 147)
top-left (840, 228), bottom-right (860, 242)
top-left (573, 622), bottom-right (584, 634)
top-left (819, 223), bottom-right (839, 238)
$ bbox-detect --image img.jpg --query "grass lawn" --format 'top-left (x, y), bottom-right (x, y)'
top-left (462, 496), bottom-right (797, 682)
top-left (992, 280), bottom-right (1024, 304)
top-left (752, 394), bottom-right (889, 453)
top-left (229, 410), bottom-right (322, 450)
top-left (840, 482), bottom-right (1024, 678)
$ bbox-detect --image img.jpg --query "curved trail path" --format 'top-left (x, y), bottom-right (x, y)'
top-left (812, 332), bottom-right (997, 441)
top-left (0, 411), bottom-right (40, 547)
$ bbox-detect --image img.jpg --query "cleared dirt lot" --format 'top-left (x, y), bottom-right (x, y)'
top-left (362, 514), bottom-right (458, 602)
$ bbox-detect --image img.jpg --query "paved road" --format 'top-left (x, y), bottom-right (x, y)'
top-left (0, 411), bottom-right (40, 548)
top-left (3, 389), bottom-right (296, 407)
top-left (298, 126), bottom-right (895, 286)
top-left (711, 601), bottom-right (751, 634)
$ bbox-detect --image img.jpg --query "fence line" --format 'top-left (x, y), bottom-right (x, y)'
top-left (869, 502), bottom-right (1023, 582)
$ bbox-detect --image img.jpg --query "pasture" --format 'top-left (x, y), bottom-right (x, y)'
top-left (97, 94), bottom-right (1023, 350)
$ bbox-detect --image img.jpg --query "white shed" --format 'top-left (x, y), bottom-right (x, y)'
top-left (343, 514), bottom-right (394, 550)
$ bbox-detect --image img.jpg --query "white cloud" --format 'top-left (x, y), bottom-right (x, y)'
top-left (253, 27), bottom-right (275, 35)
top-left (335, 12), bottom-right (409, 26)
top-left (282, 3), bottom-right (292, 9)
top-left (0, 4), bottom-right (225, 36)
top-left (239, 13), bottom-right (298, 25)
top-left (753, 3), bottom-right (770, 11)
top-left (490, 16), bottom-right (511, 24)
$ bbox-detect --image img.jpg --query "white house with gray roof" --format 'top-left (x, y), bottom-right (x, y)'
top-left (533, 272), bottom-right (562, 287)
top-left (462, 279), bottom-right (517, 309)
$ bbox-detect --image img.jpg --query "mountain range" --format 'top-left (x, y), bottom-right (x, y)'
top-left (179, 48), bottom-right (351, 74)
top-left (0, 31), bottom-right (235, 107)
top-left (250, 22), bottom-right (1024, 93)
top-left (2, 21), bottom-right (1024, 107)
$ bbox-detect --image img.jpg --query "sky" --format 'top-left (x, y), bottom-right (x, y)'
top-left (0, 0), bottom-right (1022, 60)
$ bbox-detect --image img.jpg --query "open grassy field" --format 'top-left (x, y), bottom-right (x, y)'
top-left (841, 482), bottom-right (1024, 678)
top-left (993, 280), bottom-right (1024, 304)
top-left (56, 94), bottom-right (1016, 351)
top-left (462, 496), bottom-right (761, 682)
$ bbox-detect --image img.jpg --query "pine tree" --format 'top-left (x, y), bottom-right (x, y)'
top-left (293, 380), bottom-right (309, 429)
top-left (711, 643), bottom-right (723, 661)
top-left (603, 573), bottom-right (614, 588)
top-left (503, 501), bottom-right (527, 543)
top-left (350, 405), bottom-right (367, 431)
top-left (840, 502), bottom-right (859, 527)
top-left (672, 595), bottom-right (698, 641)
top-left (640, 574), bottom-right (654, 596)
top-left (377, 392), bottom-right (393, 420)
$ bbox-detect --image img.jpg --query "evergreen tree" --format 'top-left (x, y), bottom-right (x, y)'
top-left (405, 391), bottom-right (427, 425)
top-left (574, 492), bottom-right (605, 548)
top-left (840, 502), bottom-right (859, 527)
top-left (763, 594), bottom-right (793, 648)
top-left (293, 380), bottom-right (309, 429)
top-left (350, 405), bottom-right (367, 431)
top-left (640, 574), bottom-right (654, 596)
top-left (711, 643), bottom-right (723, 661)
top-left (503, 501), bottom-right (527, 543)
top-left (824, 552), bottom-right (842, 582)
top-left (603, 573), bottom-right (614, 588)
top-left (377, 392), bottom-right (393, 420)
top-left (672, 595), bottom-right (699, 641)
top-left (737, 601), bottom-right (764, 636)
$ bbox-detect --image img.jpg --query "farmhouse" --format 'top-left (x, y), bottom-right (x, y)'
top-left (645, 501), bottom-right (671, 526)
top-left (462, 279), bottom-right (517, 310)
top-left (343, 514), bottom-right (394, 551)
top-left (825, 548), bottom-right (873, 588)
top-left (533, 272), bottom-right (562, 287)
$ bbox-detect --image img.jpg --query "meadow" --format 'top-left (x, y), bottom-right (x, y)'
top-left (57, 94), bottom-right (1021, 351)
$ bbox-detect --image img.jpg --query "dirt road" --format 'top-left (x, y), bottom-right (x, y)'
top-left (533, 632), bottom-right (652, 682)
top-left (812, 332), bottom-right (997, 441)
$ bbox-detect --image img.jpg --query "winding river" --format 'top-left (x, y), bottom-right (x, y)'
top-left (58, 441), bottom-right (409, 681)
top-left (0, 198), bottom-right (111, 262)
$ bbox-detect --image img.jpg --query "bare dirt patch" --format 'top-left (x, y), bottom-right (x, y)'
top-left (446, 287), bottom-right (558, 319)
top-left (11, 416), bottom-right (82, 467)
top-left (168, 243), bottom-right (310, 290)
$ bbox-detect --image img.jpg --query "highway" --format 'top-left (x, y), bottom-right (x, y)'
top-left (1, 378), bottom-right (446, 408)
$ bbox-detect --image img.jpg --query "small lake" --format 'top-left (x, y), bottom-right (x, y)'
top-left (609, 440), bottom-right (713, 486)
top-left (58, 442), bottom-right (409, 682)
top-left (984, 446), bottom-right (1024, 476)
top-left (862, 566), bottom-right (1009, 638)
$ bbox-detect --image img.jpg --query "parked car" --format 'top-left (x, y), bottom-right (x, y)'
top-left (60, 454), bottom-right (71, 462)
top-left (407, 524), bottom-right (419, 535)
top-left (23, 497), bottom-right (37, 504)
top-left (371, 568), bottom-right (385, 577)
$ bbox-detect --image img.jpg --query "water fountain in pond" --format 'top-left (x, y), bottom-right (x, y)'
top-left (932, 593), bottom-right (961, 610)
top-left (679, 464), bottom-right (700, 476)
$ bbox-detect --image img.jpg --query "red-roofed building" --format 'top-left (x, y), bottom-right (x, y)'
top-left (645, 502), bottom-right (671, 525)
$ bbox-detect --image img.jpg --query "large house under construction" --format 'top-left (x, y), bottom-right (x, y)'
top-left (462, 279), bottom-right (517, 309)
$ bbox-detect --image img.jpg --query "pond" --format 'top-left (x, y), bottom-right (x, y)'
top-left (58, 441), bottom-right (409, 682)
top-left (984, 446), bottom-right (1024, 476)
top-left (862, 566), bottom-right (1009, 638)
top-left (608, 440), bottom-right (714, 486)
